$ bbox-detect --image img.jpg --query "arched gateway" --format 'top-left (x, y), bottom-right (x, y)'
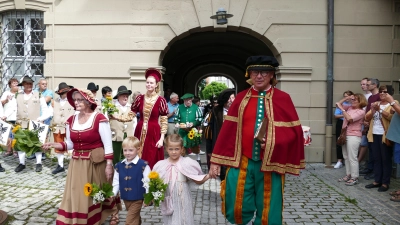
top-left (160, 31), bottom-right (276, 95)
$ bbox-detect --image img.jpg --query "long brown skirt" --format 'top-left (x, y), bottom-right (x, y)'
top-left (56, 157), bottom-right (118, 225)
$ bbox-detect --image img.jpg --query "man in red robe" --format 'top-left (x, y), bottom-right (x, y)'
top-left (209, 55), bottom-right (305, 225)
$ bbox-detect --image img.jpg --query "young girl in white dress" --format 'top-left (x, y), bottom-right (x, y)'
top-left (153, 134), bottom-right (209, 225)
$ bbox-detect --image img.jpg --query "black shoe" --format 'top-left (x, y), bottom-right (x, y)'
top-left (36, 164), bottom-right (42, 172)
top-left (15, 164), bottom-right (26, 172)
top-left (365, 183), bottom-right (381, 189)
top-left (359, 168), bottom-right (372, 175)
top-left (27, 154), bottom-right (36, 160)
top-left (378, 185), bottom-right (389, 192)
top-left (52, 165), bottom-right (65, 174)
top-left (364, 173), bottom-right (374, 180)
top-left (0, 165), bottom-right (4, 172)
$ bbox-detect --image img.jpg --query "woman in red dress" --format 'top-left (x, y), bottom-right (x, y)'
top-left (131, 68), bottom-right (168, 168)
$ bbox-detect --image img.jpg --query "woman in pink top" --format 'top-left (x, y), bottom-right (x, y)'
top-left (336, 93), bottom-right (367, 186)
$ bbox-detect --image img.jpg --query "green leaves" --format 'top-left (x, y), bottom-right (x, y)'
top-left (14, 128), bottom-right (42, 155)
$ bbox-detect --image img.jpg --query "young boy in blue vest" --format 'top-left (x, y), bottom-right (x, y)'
top-left (112, 136), bottom-right (150, 225)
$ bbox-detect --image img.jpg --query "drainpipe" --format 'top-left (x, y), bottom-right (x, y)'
top-left (325, 0), bottom-right (334, 168)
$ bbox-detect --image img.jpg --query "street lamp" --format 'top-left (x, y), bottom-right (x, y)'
top-left (210, 8), bottom-right (233, 25)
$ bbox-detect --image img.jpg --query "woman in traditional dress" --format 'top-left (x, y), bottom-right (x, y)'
top-left (131, 68), bottom-right (168, 168)
top-left (42, 88), bottom-right (118, 225)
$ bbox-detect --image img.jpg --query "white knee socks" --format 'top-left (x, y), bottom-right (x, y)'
top-left (18, 151), bottom-right (25, 165)
top-left (35, 152), bottom-right (42, 164)
top-left (57, 153), bottom-right (64, 168)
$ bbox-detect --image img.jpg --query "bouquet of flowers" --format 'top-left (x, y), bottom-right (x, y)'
top-left (184, 127), bottom-right (202, 148)
top-left (143, 171), bottom-right (168, 207)
top-left (84, 182), bottom-right (114, 205)
top-left (12, 125), bottom-right (43, 156)
top-left (102, 96), bottom-right (119, 115)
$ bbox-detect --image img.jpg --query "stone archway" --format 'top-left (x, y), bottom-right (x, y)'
top-left (160, 31), bottom-right (275, 97)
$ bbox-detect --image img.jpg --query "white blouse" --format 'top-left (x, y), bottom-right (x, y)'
top-left (64, 112), bottom-right (113, 156)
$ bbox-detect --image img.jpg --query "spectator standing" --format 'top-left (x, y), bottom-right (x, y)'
top-left (362, 78), bottom-right (380, 180)
top-left (358, 77), bottom-right (372, 170)
top-left (166, 92), bottom-right (179, 135)
top-left (385, 94), bottom-right (400, 200)
top-left (1, 78), bottom-right (19, 157)
top-left (333, 90), bottom-right (353, 169)
top-left (364, 85), bottom-right (397, 192)
top-left (336, 93), bottom-right (367, 186)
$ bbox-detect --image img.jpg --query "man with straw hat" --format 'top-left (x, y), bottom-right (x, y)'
top-left (14, 76), bottom-right (52, 173)
top-left (50, 82), bottom-right (75, 174)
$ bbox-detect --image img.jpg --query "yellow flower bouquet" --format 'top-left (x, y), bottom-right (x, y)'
top-left (143, 171), bottom-right (168, 207)
top-left (12, 125), bottom-right (43, 156)
top-left (102, 96), bottom-right (119, 115)
top-left (84, 182), bottom-right (114, 205)
top-left (184, 127), bottom-right (202, 148)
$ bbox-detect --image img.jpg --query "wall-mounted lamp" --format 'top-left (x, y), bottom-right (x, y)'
top-left (210, 8), bottom-right (233, 25)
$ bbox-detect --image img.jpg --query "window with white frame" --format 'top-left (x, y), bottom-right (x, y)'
top-left (0, 11), bottom-right (46, 92)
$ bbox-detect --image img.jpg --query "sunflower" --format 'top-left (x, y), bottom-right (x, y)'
top-left (106, 96), bottom-right (112, 100)
top-left (148, 171), bottom-right (159, 179)
top-left (189, 130), bottom-right (195, 135)
top-left (188, 133), bottom-right (194, 140)
top-left (12, 125), bottom-right (21, 134)
top-left (84, 183), bottom-right (93, 196)
top-left (11, 139), bottom-right (17, 148)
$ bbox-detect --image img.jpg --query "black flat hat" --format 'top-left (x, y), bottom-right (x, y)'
top-left (245, 56), bottom-right (279, 76)
top-left (87, 82), bottom-right (99, 91)
top-left (56, 82), bottom-right (74, 95)
top-left (17, 76), bottom-right (34, 86)
top-left (113, 85), bottom-right (132, 99)
top-left (217, 89), bottom-right (235, 106)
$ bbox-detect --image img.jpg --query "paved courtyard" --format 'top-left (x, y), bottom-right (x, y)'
top-left (1, 153), bottom-right (400, 225)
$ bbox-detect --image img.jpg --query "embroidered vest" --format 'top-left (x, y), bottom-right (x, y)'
top-left (115, 159), bottom-right (147, 201)
top-left (16, 92), bottom-right (40, 128)
top-left (52, 98), bottom-right (75, 134)
top-left (109, 104), bottom-right (134, 141)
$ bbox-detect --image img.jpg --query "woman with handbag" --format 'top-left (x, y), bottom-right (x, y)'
top-left (364, 85), bottom-right (396, 192)
top-left (336, 93), bottom-right (367, 186)
top-left (334, 90), bottom-right (354, 169)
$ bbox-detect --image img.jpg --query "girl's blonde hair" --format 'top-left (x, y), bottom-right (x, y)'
top-left (164, 134), bottom-right (183, 147)
top-left (122, 136), bottom-right (141, 149)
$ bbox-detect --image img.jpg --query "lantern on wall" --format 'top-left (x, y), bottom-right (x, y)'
top-left (210, 8), bottom-right (233, 25)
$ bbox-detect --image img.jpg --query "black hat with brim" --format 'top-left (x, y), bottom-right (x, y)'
top-left (113, 85), bottom-right (132, 99)
top-left (87, 82), bottom-right (99, 91)
top-left (56, 82), bottom-right (74, 95)
top-left (217, 89), bottom-right (235, 106)
top-left (245, 55), bottom-right (279, 77)
top-left (17, 76), bottom-right (34, 86)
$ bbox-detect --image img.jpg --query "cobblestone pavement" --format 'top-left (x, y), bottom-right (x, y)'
top-left (1, 153), bottom-right (400, 224)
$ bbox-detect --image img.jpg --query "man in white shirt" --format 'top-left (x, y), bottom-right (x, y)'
top-left (14, 76), bottom-right (52, 173)
top-left (1, 78), bottom-right (19, 157)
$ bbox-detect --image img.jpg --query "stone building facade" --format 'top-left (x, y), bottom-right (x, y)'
top-left (0, 0), bottom-right (399, 163)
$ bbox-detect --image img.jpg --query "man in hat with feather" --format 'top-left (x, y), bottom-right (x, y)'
top-left (14, 76), bottom-right (53, 173)
top-left (209, 56), bottom-right (305, 225)
top-left (50, 82), bottom-right (75, 174)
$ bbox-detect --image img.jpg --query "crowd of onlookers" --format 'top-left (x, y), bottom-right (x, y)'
top-left (334, 77), bottom-right (400, 202)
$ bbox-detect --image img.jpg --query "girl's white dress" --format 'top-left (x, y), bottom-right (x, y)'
top-left (153, 156), bottom-right (206, 225)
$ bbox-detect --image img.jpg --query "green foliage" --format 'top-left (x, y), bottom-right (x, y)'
top-left (102, 97), bottom-right (119, 115)
top-left (202, 82), bottom-right (228, 100)
top-left (14, 128), bottom-right (42, 156)
top-left (197, 79), bottom-right (207, 99)
top-left (143, 173), bottom-right (168, 208)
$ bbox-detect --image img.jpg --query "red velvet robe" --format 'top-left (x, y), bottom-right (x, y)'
top-left (210, 87), bottom-right (305, 175)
